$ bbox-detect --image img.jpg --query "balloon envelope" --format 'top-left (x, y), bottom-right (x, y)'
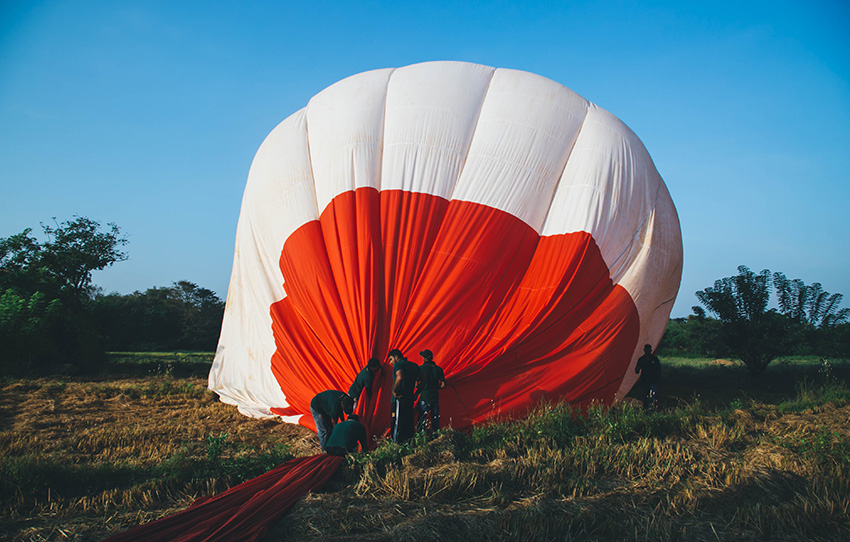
top-left (209, 61), bottom-right (682, 436)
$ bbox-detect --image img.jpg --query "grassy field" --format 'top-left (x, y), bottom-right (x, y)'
top-left (1, 354), bottom-right (848, 541)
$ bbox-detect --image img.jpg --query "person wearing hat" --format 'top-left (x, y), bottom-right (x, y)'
top-left (310, 390), bottom-right (354, 452)
top-left (388, 348), bottom-right (420, 443)
top-left (416, 349), bottom-right (445, 436)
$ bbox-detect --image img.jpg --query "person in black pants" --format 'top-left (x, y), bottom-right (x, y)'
top-left (310, 390), bottom-right (353, 452)
top-left (634, 344), bottom-right (661, 411)
top-left (388, 349), bottom-right (420, 443)
top-left (416, 349), bottom-right (445, 437)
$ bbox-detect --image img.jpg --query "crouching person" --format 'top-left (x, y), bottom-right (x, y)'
top-left (310, 390), bottom-right (354, 452)
top-left (325, 414), bottom-right (369, 457)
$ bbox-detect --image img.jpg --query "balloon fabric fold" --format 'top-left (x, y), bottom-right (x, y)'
top-left (102, 454), bottom-right (342, 542)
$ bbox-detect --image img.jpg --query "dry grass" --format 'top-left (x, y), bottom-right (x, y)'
top-left (1, 355), bottom-right (849, 541)
top-left (0, 368), bottom-right (318, 541)
top-left (274, 401), bottom-right (849, 541)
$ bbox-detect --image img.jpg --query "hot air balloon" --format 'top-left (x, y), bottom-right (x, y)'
top-left (209, 61), bottom-right (682, 439)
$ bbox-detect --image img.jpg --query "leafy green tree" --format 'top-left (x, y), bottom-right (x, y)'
top-left (0, 290), bottom-right (63, 373)
top-left (0, 217), bottom-right (128, 372)
top-left (93, 281), bottom-right (224, 352)
top-left (172, 281), bottom-right (225, 350)
top-left (0, 229), bottom-right (41, 271)
top-left (829, 323), bottom-right (850, 358)
top-left (695, 266), bottom-right (792, 375)
top-left (772, 272), bottom-right (849, 356)
top-left (0, 229), bottom-right (59, 298)
top-left (40, 216), bottom-right (128, 305)
top-left (773, 272), bottom-right (849, 328)
top-left (1, 217), bottom-right (127, 304)
top-left (659, 313), bottom-right (725, 357)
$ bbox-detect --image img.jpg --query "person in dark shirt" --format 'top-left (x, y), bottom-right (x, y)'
top-left (634, 344), bottom-right (661, 411)
top-left (416, 349), bottom-right (445, 436)
top-left (348, 358), bottom-right (382, 408)
top-left (325, 414), bottom-right (369, 456)
top-left (310, 390), bottom-right (354, 452)
top-left (388, 348), bottom-right (420, 443)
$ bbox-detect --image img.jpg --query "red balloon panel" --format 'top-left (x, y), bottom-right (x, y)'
top-left (269, 187), bottom-right (639, 438)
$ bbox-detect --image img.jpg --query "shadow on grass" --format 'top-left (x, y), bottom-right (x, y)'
top-left (0, 440), bottom-right (293, 512)
top-left (628, 357), bottom-right (850, 409)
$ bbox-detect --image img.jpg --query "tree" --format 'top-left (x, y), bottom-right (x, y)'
top-left (659, 313), bottom-right (725, 357)
top-left (1, 216), bottom-right (127, 305)
top-left (172, 281), bottom-right (225, 350)
top-left (93, 281), bottom-right (224, 352)
top-left (773, 272), bottom-right (849, 328)
top-left (0, 216), bottom-right (128, 372)
top-left (0, 229), bottom-right (41, 272)
top-left (695, 266), bottom-right (791, 375)
top-left (772, 272), bottom-right (849, 356)
top-left (0, 290), bottom-right (63, 373)
top-left (0, 229), bottom-right (59, 298)
top-left (40, 216), bottom-right (128, 305)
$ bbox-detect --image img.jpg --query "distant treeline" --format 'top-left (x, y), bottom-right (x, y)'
top-left (660, 314), bottom-right (850, 359)
top-left (93, 281), bottom-right (224, 352)
top-left (0, 216), bottom-right (223, 375)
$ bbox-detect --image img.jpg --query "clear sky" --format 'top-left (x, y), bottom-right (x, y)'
top-left (2, 0), bottom-right (848, 318)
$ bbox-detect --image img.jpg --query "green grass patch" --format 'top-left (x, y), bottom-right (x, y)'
top-left (104, 351), bottom-right (214, 378)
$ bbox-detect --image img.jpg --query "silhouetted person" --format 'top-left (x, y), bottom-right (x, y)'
top-left (348, 358), bottom-right (382, 408)
top-left (310, 390), bottom-right (353, 452)
top-left (325, 414), bottom-right (369, 456)
top-left (388, 348), bottom-right (420, 443)
top-left (635, 344), bottom-right (661, 411)
top-left (416, 349), bottom-right (445, 436)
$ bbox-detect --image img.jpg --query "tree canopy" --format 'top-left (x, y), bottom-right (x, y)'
top-left (773, 272), bottom-right (849, 328)
top-left (40, 216), bottom-right (128, 304)
top-left (690, 265), bottom-right (848, 375)
top-left (93, 281), bottom-right (224, 352)
top-left (1, 216), bottom-right (127, 305)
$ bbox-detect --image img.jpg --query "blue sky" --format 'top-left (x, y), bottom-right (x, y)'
top-left (1, 0), bottom-right (848, 318)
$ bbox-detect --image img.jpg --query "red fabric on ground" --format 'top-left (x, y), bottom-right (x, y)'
top-left (102, 454), bottom-right (342, 542)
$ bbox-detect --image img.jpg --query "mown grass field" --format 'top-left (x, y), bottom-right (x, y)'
top-left (1, 354), bottom-right (849, 541)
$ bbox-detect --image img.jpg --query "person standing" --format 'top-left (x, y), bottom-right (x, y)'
top-left (416, 349), bottom-right (445, 436)
top-left (348, 358), bottom-right (382, 408)
top-left (310, 390), bottom-right (354, 452)
top-left (388, 349), bottom-right (419, 443)
top-left (634, 344), bottom-right (661, 411)
top-left (325, 414), bottom-right (369, 456)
